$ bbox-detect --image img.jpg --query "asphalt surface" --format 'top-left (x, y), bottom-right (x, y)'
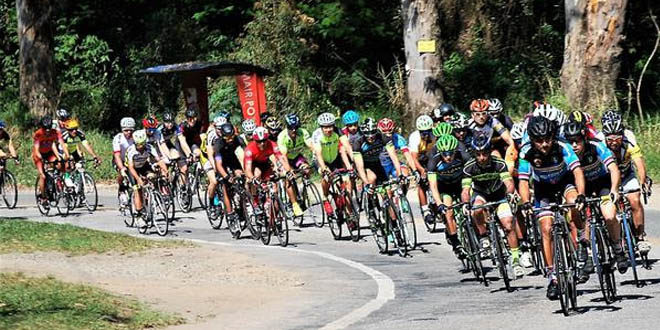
top-left (3, 189), bottom-right (660, 330)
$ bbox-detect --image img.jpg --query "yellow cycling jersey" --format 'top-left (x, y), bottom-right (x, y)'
top-left (612, 129), bottom-right (643, 175)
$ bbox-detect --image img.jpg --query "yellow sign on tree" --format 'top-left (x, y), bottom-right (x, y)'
top-left (417, 40), bottom-right (436, 53)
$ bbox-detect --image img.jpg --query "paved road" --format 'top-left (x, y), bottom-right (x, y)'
top-left (4, 189), bottom-right (660, 329)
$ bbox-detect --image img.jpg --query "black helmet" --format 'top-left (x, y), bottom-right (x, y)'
top-left (40, 115), bottom-right (53, 129)
top-left (163, 112), bottom-right (174, 123)
top-left (185, 105), bottom-right (199, 118)
top-left (56, 108), bottom-right (70, 121)
top-left (432, 103), bottom-right (455, 121)
top-left (260, 112), bottom-right (272, 123)
top-left (563, 121), bottom-right (585, 139)
top-left (220, 123), bottom-right (235, 137)
top-left (471, 131), bottom-right (492, 151)
top-left (527, 116), bottom-right (554, 139)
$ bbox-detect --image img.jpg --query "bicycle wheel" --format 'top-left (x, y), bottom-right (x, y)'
top-left (365, 195), bottom-right (387, 253)
top-left (344, 197), bottom-right (360, 242)
top-left (1, 171), bottom-right (18, 209)
top-left (260, 210), bottom-right (272, 245)
top-left (620, 212), bottom-right (640, 286)
top-left (527, 215), bottom-right (546, 275)
top-left (174, 172), bottom-right (192, 213)
top-left (389, 205), bottom-right (407, 257)
top-left (120, 188), bottom-right (135, 227)
top-left (397, 195), bottom-right (417, 250)
top-left (158, 180), bottom-right (176, 221)
top-left (492, 223), bottom-right (511, 292)
top-left (80, 172), bottom-right (98, 212)
top-left (206, 188), bottom-right (225, 229)
top-left (466, 216), bottom-right (488, 286)
top-left (326, 195), bottom-right (342, 240)
top-left (423, 200), bottom-right (438, 232)
top-left (55, 179), bottom-right (70, 217)
top-left (554, 231), bottom-right (570, 316)
top-left (139, 190), bottom-right (152, 234)
top-left (456, 214), bottom-right (471, 271)
top-left (592, 226), bottom-right (616, 304)
top-left (196, 169), bottom-right (209, 209)
top-left (304, 182), bottom-right (324, 228)
top-left (241, 191), bottom-right (261, 240)
top-left (275, 197), bottom-right (290, 247)
top-left (34, 177), bottom-right (50, 215)
top-left (152, 192), bottom-right (170, 236)
top-left (564, 232), bottom-right (578, 310)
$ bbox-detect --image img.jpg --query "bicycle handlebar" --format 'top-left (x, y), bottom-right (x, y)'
top-left (470, 199), bottom-right (508, 211)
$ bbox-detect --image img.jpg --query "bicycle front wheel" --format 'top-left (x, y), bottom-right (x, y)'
top-left (196, 170), bottom-right (209, 209)
top-left (34, 177), bottom-right (50, 215)
top-left (206, 190), bottom-right (225, 229)
top-left (365, 195), bottom-right (387, 253)
top-left (2, 171), bottom-right (18, 209)
top-left (81, 172), bottom-right (98, 212)
top-left (621, 212), bottom-right (640, 286)
top-left (55, 180), bottom-right (70, 217)
top-left (492, 224), bottom-right (511, 292)
top-left (466, 216), bottom-right (488, 286)
top-left (304, 182), bottom-right (324, 228)
top-left (275, 197), bottom-right (290, 247)
top-left (152, 192), bottom-right (170, 236)
top-left (397, 195), bottom-right (417, 250)
top-left (174, 172), bottom-right (192, 213)
top-left (592, 226), bottom-right (616, 304)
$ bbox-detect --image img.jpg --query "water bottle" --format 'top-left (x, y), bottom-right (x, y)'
top-left (213, 194), bottom-right (220, 206)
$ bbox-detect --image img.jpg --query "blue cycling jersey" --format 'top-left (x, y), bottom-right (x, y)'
top-left (574, 139), bottom-right (614, 181)
top-left (390, 133), bottom-right (408, 151)
top-left (518, 140), bottom-right (580, 184)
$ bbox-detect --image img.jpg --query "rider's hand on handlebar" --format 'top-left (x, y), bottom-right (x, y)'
top-left (521, 202), bottom-right (533, 216)
top-left (462, 204), bottom-right (470, 215)
top-left (363, 183), bottom-right (374, 195)
top-left (286, 170), bottom-right (295, 181)
top-left (575, 194), bottom-right (586, 211)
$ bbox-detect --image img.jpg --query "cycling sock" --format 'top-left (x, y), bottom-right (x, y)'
top-left (511, 247), bottom-right (520, 263)
top-left (448, 234), bottom-right (460, 247)
top-left (421, 204), bottom-right (429, 214)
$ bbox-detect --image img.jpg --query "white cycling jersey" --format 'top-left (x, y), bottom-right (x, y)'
top-left (112, 133), bottom-right (134, 162)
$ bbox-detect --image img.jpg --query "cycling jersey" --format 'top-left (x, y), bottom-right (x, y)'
top-left (112, 133), bottom-right (134, 163)
top-left (33, 128), bottom-right (62, 155)
top-left (408, 130), bottom-right (434, 155)
top-left (518, 141), bottom-right (580, 184)
top-left (462, 156), bottom-right (511, 195)
top-left (426, 145), bottom-right (471, 185)
top-left (177, 121), bottom-right (203, 147)
top-left (469, 117), bottom-right (507, 140)
top-left (60, 129), bottom-right (86, 154)
top-left (160, 124), bottom-right (177, 148)
top-left (213, 135), bottom-right (244, 171)
top-left (610, 129), bottom-right (642, 177)
top-left (573, 139), bottom-right (614, 182)
top-left (0, 130), bottom-right (10, 151)
top-left (146, 128), bottom-right (163, 148)
top-left (125, 144), bottom-right (159, 169)
top-left (351, 132), bottom-right (394, 165)
top-left (312, 131), bottom-right (342, 163)
top-left (244, 140), bottom-right (282, 164)
top-left (493, 114), bottom-right (514, 131)
top-left (277, 128), bottom-right (311, 160)
top-left (389, 133), bottom-right (409, 152)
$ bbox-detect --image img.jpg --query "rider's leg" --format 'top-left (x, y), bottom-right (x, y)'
top-left (564, 189), bottom-right (580, 246)
top-left (35, 158), bottom-right (47, 198)
top-left (442, 194), bottom-right (457, 235)
top-left (472, 197), bottom-right (487, 236)
top-left (206, 168), bottom-right (217, 205)
top-left (628, 191), bottom-right (645, 239)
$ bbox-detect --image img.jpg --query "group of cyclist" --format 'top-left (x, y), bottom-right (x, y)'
top-left (11, 96), bottom-right (652, 302)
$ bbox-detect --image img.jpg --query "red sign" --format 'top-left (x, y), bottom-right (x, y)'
top-left (236, 72), bottom-right (267, 125)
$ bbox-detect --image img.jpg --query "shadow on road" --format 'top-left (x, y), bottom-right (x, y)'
top-left (571, 305), bottom-right (622, 314)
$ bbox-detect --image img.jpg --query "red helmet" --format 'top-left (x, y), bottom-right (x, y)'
top-left (142, 116), bottom-right (159, 129)
top-left (252, 127), bottom-right (269, 141)
top-left (469, 99), bottom-right (489, 112)
top-left (377, 118), bottom-right (395, 134)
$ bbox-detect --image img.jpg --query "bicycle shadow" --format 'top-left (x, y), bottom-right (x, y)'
top-left (490, 284), bottom-right (540, 293)
top-left (0, 216), bottom-right (29, 221)
top-left (590, 294), bottom-right (653, 303)
top-left (620, 277), bottom-right (660, 287)
top-left (570, 305), bottom-right (622, 314)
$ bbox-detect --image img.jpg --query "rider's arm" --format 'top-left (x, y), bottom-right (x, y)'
top-left (460, 169), bottom-right (473, 204)
top-left (385, 144), bottom-right (401, 177)
top-left (81, 140), bottom-right (99, 160)
top-left (519, 179), bottom-right (531, 203)
top-left (518, 158), bottom-right (531, 203)
top-left (244, 147), bottom-right (255, 180)
top-left (313, 143), bottom-right (328, 172)
top-left (499, 130), bottom-right (514, 148)
top-left (158, 141), bottom-right (171, 159)
top-left (627, 131), bottom-right (647, 186)
top-left (353, 152), bottom-right (368, 184)
top-left (572, 166), bottom-right (586, 196)
top-left (214, 155), bottom-right (230, 178)
top-left (127, 157), bottom-right (143, 186)
top-left (8, 138), bottom-right (17, 158)
top-left (411, 151), bottom-right (425, 175)
top-left (32, 139), bottom-right (42, 160)
top-left (178, 134), bottom-right (192, 158)
top-left (428, 173), bottom-right (443, 206)
top-left (608, 162), bottom-right (621, 193)
top-left (273, 144), bottom-right (291, 173)
top-left (339, 146), bottom-right (352, 171)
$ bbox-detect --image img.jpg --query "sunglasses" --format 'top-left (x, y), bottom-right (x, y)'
top-left (346, 123), bottom-right (358, 128)
top-left (256, 139), bottom-right (267, 144)
top-left (532, 136), bottom-right (553, 144)
top-left (441, 151), bottom-right (454, 158)
top-left (472, 111), bottom-right (488, 117)
top-left (123, 129), bottom-right (134, 133)
top-left (605, 135), bottom-right (623, 142)
top-left (567, 137), bottom-right (583, 144)
top-left (420, 130), bottom-right (432, 136)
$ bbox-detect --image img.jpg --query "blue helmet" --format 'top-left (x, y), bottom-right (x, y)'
top-left (285, 113), bottom-right (300, 129)
top-left (0, 120), bottom-right (5, 129)
top-left (342, 110), bottom-right (360, 125)
top-left (218, 110), bottom-right (231, 119)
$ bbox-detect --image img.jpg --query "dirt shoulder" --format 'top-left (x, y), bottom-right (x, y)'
top-left (0, 244), bottom-right (306, 324)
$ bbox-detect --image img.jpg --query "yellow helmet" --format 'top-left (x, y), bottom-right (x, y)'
top-left (65, 119), bottom-right (79, 129)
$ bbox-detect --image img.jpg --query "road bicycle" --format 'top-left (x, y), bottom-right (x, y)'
top-left (288, 166), bottom-right (324, 227)
top-left (248, 176), bottom-right (290, 247)
top-left (34, 160), bottom-right (74, 216)
top-left (66, 158), bottom-right (98, 212)
top-left (324, 169), bottom-right (360, 241)
top-left (226, 175), bottom-right (249, 239)
top-left (136, 171), bottom-right (170, 236)
top-left (0, 157), bottom-right (18, 209)
top-left (456, 201), bottom-right (489, 286)
top-left (583, 195), bottom-right (618, 304)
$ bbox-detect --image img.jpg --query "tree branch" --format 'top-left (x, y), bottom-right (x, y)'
top-left (636, 0), bottom-right (659, 120)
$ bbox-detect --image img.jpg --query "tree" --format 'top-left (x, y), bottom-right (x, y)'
top-left (17, 0), bottom-right (57, 117)
top-left (401, 0), bottom-right (443, 124)
top-left (560, 0), bottom-right (628, 111)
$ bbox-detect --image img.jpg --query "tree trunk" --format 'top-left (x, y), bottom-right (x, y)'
top-left (560, 0), bottom-right (628, 111)
top-left (402, 0), bottom-right (443, 126)
top-left (17, 0), bottom-right (57, 118)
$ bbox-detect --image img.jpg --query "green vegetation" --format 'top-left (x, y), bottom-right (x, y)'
top-left (629, 116), bottom-right (660, 179)
top-left (0, 272), bottom-right (183, 329)
top-left (0, 219), bottom-right (187, 255)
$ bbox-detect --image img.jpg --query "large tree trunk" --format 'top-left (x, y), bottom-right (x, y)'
top-left (17, 0), bottom-right (57, 118)
top-left (402, 0), bottom-right (443, 126)
top-left (560, 0), bottom-right (627, 111)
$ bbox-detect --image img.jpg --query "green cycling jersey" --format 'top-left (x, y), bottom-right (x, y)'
top-left (277, 128), bottom-right (311, 159)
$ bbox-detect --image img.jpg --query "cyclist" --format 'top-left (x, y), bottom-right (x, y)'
top-left (563, 120), bottom-right (627, 281)
top-left (601, 110), bottom-right (651, 254)
top-left (314, 112), bottom-right (354, 215)
top-left (264, 117), bottom-right (282, 143)
top-left (341, 110), bottom-right (361, 142)
top-left (565, 110), bottom-right (600, 140)
top-left (240, 119), bottom-right (256, 145)
top-left (469, 99), bottom-right (514, 158)
top-left (113, 117), bottom-right (136, 208)
top-left (520, 103), bottom-right (567, 146)
top-left (378, 118), bottom-right (414, 175)
top-left (276, 113), bottom-right (313, 216)
top-left (518, 116), bottom-right (585, 300)
top-left (408, 116), bottom-right (441, 223)
top-left (55, 108), bottom-right (71, 132)
top-left (427, 134), bottom-right (471, 259)
top-left (159, 112), bottom-right (179, 162)
top-left (142, 115), bottom-right (170, 159)
top-left (33, 115), bottom-right (68, 204)
top-left (61, 119), bottom-right (101, 164)
top-left (451, 112), bottom-right (473, 153)
top-left (203, 115), bottom-right (228, 215)
top-left (461, 132), bottom-right (523, 278)
top-left (0, 120), bottom-right (19, 164)
top-left (488, 98), bottom-right (514, 131)
top-left (125, 129), bottom-right (168, 228)
top-left (176, 105), bottom-right (205, 183)
top-left (430, 103), bottom-right (456, 124)
top-left (211, 122), bottom-right (246, 221)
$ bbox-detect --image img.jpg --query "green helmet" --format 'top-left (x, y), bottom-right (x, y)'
top-left (436, 134), bottom-right (459, 152)
top-left (432, 122), bottom-right (453, 137)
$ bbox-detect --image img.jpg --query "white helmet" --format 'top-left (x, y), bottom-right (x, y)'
top-left (510, 122), bottom-right (526, 141)
top-left (213, 116), bottom-right (227, 127)
top-left (120, 117), bottom-right (136, 130)
top-left (317, 112), bottom-right (336, 126)
top-left (488, 98), bottom-right (503, 113)
top-left (533, 104), bottom-right (565, 125)
top-left (241, 119), bottom-right (256, 135)
top-left (416, 115), bottom-right (433, 131)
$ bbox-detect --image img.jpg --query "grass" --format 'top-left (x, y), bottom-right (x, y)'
top-left (0, 219), bottom-right (188, 255)
top-left (630, 115), bottom-right (660, 179)
top-left (0, 272), bottom-right (184, 329)
top-left (4, 129), bottom-right (115, 186)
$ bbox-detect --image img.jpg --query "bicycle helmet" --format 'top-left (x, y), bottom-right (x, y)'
top-left (342, 110), bottom-right (360, 125)
top-left (360, 117), bottom-right (377, 135)
top-left (601, 110), bottom-right (622, 124)
top-left (133, 129), bottom-right (147, 145)
top-left (488, 98), bottom-right (503, 114)
top-left (213, 115), bottom-right (227, 127)
top-left (252, 126), bottom-right (269, 141)
top-left (451, 112), bottom-right (470, 130)
top-left (563, 121), bottom-right (586, 139)
top-left (436, 134), bottom-right (459, 152)
top-left (285, 113), bottom-right (301, 129)
top-left (567, 110), bottom-right (589, 125)
top-left (265, 117), bottom-right (282, 131)
top-left (317, 112), bottom-right (337, 126)
top-left (416, 115), bottom-right (434, 131)
top-left (260, 112), bottom-right (272, 123)
top-left (39, 115), bottom-right (52, 129)
top-left (527, 116), bottom-right (554, 139)
top-left (56, 108), bottom-right (70, 121)
top-left (142, 116), bottom-right (159, 129)
top-left (163, 112), bottom-right (174, 123)
top-left (0, 120), bottom-right (6, 129)
top-left (432, 122), bottom-right (453, 137)
top-left (220, 123), bottom-right (235, 137)
top-left (185, 105), bottom-right (199, 118)
top-left (218, 110), bottom-right (231, 120)
top-left (533, 103), bottom-right (565, 125)
top-left (471, 132), bottom-right (492, 151)
top-left (65, 119), bottom-right (79, 130)
top-left (241, 119), bottom-right (257, 135)
top-left (510, 122), bottom-right (526, 141)
top-left (602, 119), bottom-right (624, 135)
top-left (470, 99), bottom-right (490, 112)
top-left (431, 103), bottom-right (456, 121)
top-left (377, 118), bottom-right (396, 134)
top-left (120, 117), bottom-right (136, 130)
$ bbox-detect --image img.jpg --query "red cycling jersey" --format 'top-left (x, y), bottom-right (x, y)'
top-left (244, 140), bottom-right (282, 164)
top-left (32, 128), bottom-right (62, 155)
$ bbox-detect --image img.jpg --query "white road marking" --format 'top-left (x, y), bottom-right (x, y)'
top-left (180, 238), bottom-right (395, 330)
